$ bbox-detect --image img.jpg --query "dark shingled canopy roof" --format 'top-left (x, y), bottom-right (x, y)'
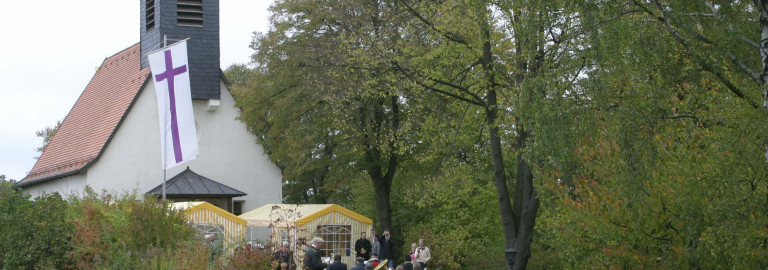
top-left (147, 167), bottom-right (246, 197)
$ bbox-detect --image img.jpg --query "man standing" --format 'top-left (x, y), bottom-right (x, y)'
top-left (273, 241), bottom-right (295, 270)
top-left (304, 237), bottom-right (328, 270)
top-left (379, 230), bottom-right (394, 269)
top-left (328, 254), bottom-right (348, 270)
top-left (369, 228), bottom-right (377, 243)
top-left (354, 232), bottom-right (373, 261)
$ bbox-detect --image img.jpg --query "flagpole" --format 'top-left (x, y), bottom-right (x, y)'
top-left (161, 34), bottom-right (168, 201)
top-left (152, 35), bottom-right (196, 201)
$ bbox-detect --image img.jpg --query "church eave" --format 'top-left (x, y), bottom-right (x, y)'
top-left (13, 169), bottom-right (84, 188)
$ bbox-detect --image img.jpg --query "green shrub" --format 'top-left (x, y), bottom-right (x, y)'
top-left (0, 183), bottom-right (72, 269)
top-left (65, 188), bottom-right (197, 269)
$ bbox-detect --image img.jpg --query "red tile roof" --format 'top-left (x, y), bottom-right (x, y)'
top-left (16, 43), bottom-right (150, 187)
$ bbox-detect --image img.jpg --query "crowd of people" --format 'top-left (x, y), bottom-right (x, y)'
top-left (303, 228), bottom-right (432, 270)
top-left (214, 228), bottom-right (431, 270)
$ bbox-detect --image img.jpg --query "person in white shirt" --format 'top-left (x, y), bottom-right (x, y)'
top-left (413, 239), bottom-right (431, 270)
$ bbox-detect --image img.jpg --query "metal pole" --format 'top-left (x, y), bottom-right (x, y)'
top-left (162, 169), bottom-right (166, 200)
top-left (161, 34), bottom-right (168, 201)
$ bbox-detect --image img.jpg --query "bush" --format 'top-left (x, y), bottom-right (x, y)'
top-left (65, 188), bottom-right (197, 269)
top-left (220, 244), bottom-right (274, 269)
top-left (0, 183), bottom-right (72, 269)
top-left (0, 185), bottom-right (281, 269)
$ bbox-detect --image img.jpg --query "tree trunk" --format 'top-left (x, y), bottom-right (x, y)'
top-left (512, 127), bottom-right (540, 270)
top-left (360, 95), bottom-right (400, 261)
top-left (478, 8), bottom-right (527, 267)
top-left (756, 1), bottom-right (768, 164)
top-left (756, 0), bottom-right (768, 107)
top-left (486, 95), bottom-right (518, 260)
top-left (372, 178), bottom-right (393, 233)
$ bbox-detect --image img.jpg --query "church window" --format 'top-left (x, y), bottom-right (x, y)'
top-left (316, 225), bottom-right (352, 257)
top-left (178, 0), bottom-right (204, 27)
top-left (145, 0), bottom-right (155, 31)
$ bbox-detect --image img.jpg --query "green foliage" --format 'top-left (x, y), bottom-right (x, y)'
top-left (530, 2), bottom-right (768, 269)
top-left (219, 248), bottom-right (274, 269)
top-left (35, 120), bottom-right (61, 157)
top-left (0, 185), bottom-right (71, 269)
top-left (223, 64), bottom-right (253, 87)
top-left (393, 162), bottom-right (506, 269)
top-left (65, 188), bottom-right (197, 269)
top-left (0, 174), bottom-right (14, 184)
top-left (0, 185), bottom-right (220, 269)
top-left (232, 0), bottom-right (768, 268)
top-left (234, 2), bottom-right (451, 247)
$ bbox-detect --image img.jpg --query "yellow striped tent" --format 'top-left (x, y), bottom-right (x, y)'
top-left (240, 204), bottom-right (372, 267)
top-left (172, 201), bottom-right (247, 252)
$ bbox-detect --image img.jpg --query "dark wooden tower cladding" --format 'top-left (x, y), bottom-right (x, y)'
top-left (140, 0), bottom-right (220, 100)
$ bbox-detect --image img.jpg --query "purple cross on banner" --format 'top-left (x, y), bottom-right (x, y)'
top-left (154, 50), bottom-right (187, 163)
top-left (149, 40), bottom-right (198, 170)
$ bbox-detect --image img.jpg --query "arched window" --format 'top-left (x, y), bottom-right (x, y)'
top-left (193, 223), bottom-right (224, 250)
top-left (316, 225), bottom-right (352, 257)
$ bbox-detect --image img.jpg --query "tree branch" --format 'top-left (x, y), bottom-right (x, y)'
top-left (396, 0), bottom-right (471, 45)
top-left (391, 60), bottom-right (484, 106)
top-left (727, 51), bottom-right (763, 85)
top-left (655, 114), bottom-right (699, 121)
top-left (426, 76), bottom-right (485, 104)
top-left (634, 0), bottom-right (760, 109)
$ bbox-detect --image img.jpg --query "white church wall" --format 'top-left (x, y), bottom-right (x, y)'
top-left (187, 81), bottom-right (283, 212)
top-left (85, 79), bottom-right (163, 195)
top-left (86, 79), bottom-right (282, 215)
top-left (22, 173), bottom-right (87, 198)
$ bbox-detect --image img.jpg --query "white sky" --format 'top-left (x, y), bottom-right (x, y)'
top-left (0, 0), bottom-right (273, 181)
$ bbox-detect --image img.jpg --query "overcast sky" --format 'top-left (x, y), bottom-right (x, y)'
top-left (0, 1), bottom-right (273, 181)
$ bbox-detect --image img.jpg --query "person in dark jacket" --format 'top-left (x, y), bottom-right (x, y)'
top-left (354, 232), bottom-right (373, 261)
top-left (273, 242), bottom-right (295, 270)
top-left (304, 237), bottom-right (328, 270)
top-left (350, 257), bottom-right (366, 270)
top-left (328, 254), bottom-right (348, 270)
top-left (378, 230), bottom-right (394, 269)
top-left (398, 255), bottom-right (413, 270)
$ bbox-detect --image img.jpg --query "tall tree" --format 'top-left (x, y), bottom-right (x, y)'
top-left (233, 1), bottom-right (432, 242)
top-left (238, 1), bottom-right (591, 268)
top-left (382, 1), bottom-right (588, 268)
top-left (528, 1), bottom-right (768, 268)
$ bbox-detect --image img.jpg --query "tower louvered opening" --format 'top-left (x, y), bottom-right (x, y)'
top-left (145, 0), bottom-right (155, 31)
top-left (177, 0), bottom-right (203, 27)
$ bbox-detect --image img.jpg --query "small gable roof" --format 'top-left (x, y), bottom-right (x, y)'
top-left (239, 204), bottom-right (373, 227)
top-left (171, 201), bottom-right (247, 226)
top-left (16, 44), bottom-right (150, 188)
top-left (146, 167), bottom-right (246, 197)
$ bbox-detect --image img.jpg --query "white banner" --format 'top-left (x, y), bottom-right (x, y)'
top-left (148, 40), bottom-right (199, 169)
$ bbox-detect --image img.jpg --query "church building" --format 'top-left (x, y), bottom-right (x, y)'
top-left (14, 0), bottom-right (281, 216)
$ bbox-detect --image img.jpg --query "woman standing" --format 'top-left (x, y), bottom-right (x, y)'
top-left (409, 243), bottom-right (417, 262)
top-left (413, 239), bottom-right (431, 270)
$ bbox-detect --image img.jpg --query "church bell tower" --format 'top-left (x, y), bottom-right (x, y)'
top-left (140, 0), bottom-right (220, 100)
